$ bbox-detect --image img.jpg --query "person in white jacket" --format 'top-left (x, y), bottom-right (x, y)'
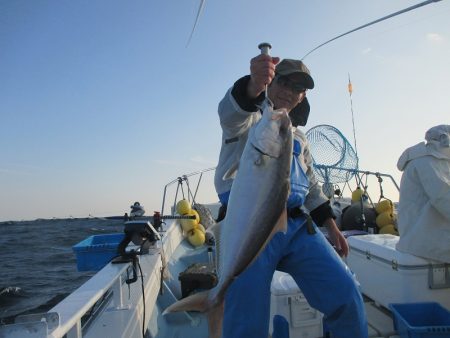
top-left (396, 124), bottom-right (450, 263)
top-left (214, 53), bottom-right (367, 338)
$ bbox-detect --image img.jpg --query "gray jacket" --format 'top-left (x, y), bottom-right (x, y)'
top-left (396, 125), bottom-right (450, 262)
top-left (214, 86), bottom-right (332, 221)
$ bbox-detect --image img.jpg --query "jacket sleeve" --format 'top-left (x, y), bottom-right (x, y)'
top-left (218, 75), bottom-right (265, 134)
top-left (230, 75), bottom-right (265, 111)
top-left (298, 130), bottom-right (336, 225)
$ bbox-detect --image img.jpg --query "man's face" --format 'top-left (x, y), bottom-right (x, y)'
top-left (268, 74), bottom-right (307, 112)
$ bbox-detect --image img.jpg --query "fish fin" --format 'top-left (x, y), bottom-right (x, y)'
top-left (275, 208), bottom-right (288, 234)
top-left (163, 290), bottom-right (209, 315)
top-left (223, 161), bottom-right (239, 180)
top-left (206, 220), bottom-right (221, 240)
top-left (164, 289), bottom-right (225, 338)
top-left (207, 300), bottom-right (224, 338)
top-left (245, 209), bottom-right (289, 270)
top-left (264, 209), bottom-right (288, 249)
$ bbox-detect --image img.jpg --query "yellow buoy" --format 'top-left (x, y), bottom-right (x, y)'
top-left (187, 228), bottom-right (206, 247)
top-left (197, 223), bottom-right (206, 234)
top-left (176, 199), bottom-right (191, 215)
top-left (376, 211), bottom-right (395, 228)
top-left (379, 224), bottom-right (399, 235)
top-left (180, 212), bottom-right (199, 233)
top-left (191, 209), bottom-right (200, 223)
top-left (351, 187), bottom-right (364, 203)
top-left (376, 199), bottom-right (393, 215)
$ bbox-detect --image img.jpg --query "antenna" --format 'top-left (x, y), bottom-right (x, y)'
top-left (348, 74), bottom-right (358, 158)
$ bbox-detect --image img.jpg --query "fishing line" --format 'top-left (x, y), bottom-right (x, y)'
top-left (301, 0), bottom-right (443, 60)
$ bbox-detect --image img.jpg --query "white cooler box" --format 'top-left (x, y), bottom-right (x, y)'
top-left (269, 271), bottom-right (323, 338)
top-left (347, 234), bottom-right (450, 310)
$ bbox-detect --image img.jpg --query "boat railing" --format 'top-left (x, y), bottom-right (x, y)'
top-left (0, 221), bottom-right (185, 338)
top-left (314, 164), bottom-right (400, 192)
top-left (0, 261), bottom-right (131, 338)
top-left (160, 167), bottom-right (216, 216)
top-left (159, 165), bottom-right (400, 217)
top-left (313, 164), bottom-right (401, 212)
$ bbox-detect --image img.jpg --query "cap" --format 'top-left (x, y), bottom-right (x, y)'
top-left (276, 59), bottom-right (314, 89)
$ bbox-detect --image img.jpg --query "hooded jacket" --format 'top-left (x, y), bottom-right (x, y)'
top-left (396, 125), bottom-right (450, 262)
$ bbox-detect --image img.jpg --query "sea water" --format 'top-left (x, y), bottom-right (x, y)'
top-left (0, 218), bottom-right (124, 324)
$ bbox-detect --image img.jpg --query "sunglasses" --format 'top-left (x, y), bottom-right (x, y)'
top-left (276, 76), bottom-right (307, 95)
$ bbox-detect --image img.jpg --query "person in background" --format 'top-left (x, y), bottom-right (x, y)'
top-left (396, 124), bottom-right (450, 263)
top-left (214, 52), bottom-right (367, 338)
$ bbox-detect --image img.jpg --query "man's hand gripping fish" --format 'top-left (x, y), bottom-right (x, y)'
top-left (164, 100), bottom-right (293, 338)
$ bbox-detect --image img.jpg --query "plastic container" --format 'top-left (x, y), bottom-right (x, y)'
top-left (346, 234), bottom-right (450, 310)
top-left (390, 302), bottom-right (450, 338)
top-left (269, 271), bottom-right (323, 338)
top-left (72, 233), bottom-right (124, 271)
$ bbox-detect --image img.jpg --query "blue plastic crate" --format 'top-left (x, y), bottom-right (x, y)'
top-left (72, 233), bottom-right (124, 271)
top-left (390, 302), bottom-right (450, 338)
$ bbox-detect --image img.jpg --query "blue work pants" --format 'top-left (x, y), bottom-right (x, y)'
top-left (222, 216), bottom-right (368, 338)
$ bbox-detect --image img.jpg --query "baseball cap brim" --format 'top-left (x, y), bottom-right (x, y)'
top-left (276, 59), bottom-right (315, 89)
top-left (277, 69), bottom-right (314, 89)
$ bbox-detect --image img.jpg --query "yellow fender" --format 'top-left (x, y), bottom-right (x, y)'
top-left (375, 199), bottom-right (393, 214)
top-left (376, 211), bottom-right (396, 228)
top-left (378, 224), bottom-right (399, 235)
top-left (351, 187), bottom-right (364, 203)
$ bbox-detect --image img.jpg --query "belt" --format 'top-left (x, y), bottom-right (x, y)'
top-left (287, 206), bottom-right (305, 219)
top-left (287, 206), bottom-right (316, 235)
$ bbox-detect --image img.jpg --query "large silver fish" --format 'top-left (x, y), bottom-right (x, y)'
top-left (164, 100), bottom-right (293, 338)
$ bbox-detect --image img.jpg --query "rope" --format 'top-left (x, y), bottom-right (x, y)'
top-left (180, 177), bottom-right (186, 200)
top-left (184, 176), bottom-right (197, 205)
top-left (376, 172), bottom-right (386, 201)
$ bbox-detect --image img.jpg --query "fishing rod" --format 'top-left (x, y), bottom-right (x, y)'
top-left (301, 0), bottom-right (443, 60)
top-left (186, 0), bottom-right (207, 47)
top-left (258, 42), bottom-right (272, 101)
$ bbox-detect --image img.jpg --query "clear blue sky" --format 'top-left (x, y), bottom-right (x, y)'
top-left (1, 0), bottom-right (449, 221)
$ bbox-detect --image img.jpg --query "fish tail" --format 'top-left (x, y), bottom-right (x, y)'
top-left (207, 300), bottom-right (224, 338)
top-left (162, 290), bottom-right (210, 314)
top-left (163, 289), bottom-right (225, 338)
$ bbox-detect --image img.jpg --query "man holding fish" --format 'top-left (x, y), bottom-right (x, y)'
top-left (213, 52), bottom-right (368, 337)
top-left (165, 51), bottom-right (368, 338)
